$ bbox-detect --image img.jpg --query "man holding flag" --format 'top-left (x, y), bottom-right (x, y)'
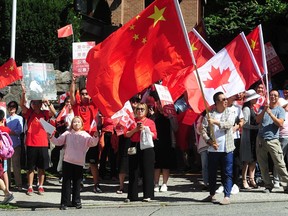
top-left (201, 92), bottom-right (235, 205)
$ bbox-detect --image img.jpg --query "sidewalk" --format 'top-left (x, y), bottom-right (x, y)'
top-left (3, 173), bottom-right (288, 210)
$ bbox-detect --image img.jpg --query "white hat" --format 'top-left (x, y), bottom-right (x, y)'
top-left (244, 89), bottom-right (261, 103)
top-left (278, 98), bottom-right (288, 107)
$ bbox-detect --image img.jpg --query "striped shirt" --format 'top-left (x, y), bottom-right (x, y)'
top-left (201, 108), bottom-right (235, 153)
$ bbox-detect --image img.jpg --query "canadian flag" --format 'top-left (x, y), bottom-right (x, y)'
top-left (184, 32), bottom-right (262, 114)
top-left (162, 28), bottom-right (216, 101)
top-left (56, 106), bottom-right (70, 122)
top-left (59, 92), bottom-right (70, 104)
top-left (246, 24), bottom-right (268, 75)
top-left (111, 101), bottom-right (135, 136)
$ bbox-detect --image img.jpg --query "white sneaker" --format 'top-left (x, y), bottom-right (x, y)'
top-left (231, 184), bottom-right (239, 195)
top-left (215, 185), bottom-right (224, 194)
top-left (154, 185), bottom-right (160, 192)
top-left (274, 181), bottom-right (280, 188)
top-left (160, 184), bottom-right (168, 192)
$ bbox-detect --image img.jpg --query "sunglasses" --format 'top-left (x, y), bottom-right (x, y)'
top-left (218, 98), bottom-right (228, 102)
top-left (136, 108), bottom-right (145, 112)
top-left (81, 92), bottom-right (88, 96)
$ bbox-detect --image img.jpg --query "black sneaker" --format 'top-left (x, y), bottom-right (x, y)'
top-left (75, 203), bottom-right (82, 209)
top-left (93, 184), bottom-right (102, 193)
top-left (60, 204), bottom-right (68, 210)
top-left (263, 188), bottom-right (272, 193)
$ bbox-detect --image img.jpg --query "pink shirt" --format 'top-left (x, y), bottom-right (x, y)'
top-left (280, 112), bottom-right (288, 138)
top-left (50, 130), bottom-right (99, 166)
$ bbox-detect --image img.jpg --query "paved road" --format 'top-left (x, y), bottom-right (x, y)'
top-left (1, 173), bottom-right (288, 215)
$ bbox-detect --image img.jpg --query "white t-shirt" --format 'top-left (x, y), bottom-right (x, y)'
top-left (209, 112), bottom-right (226, 153)
top-left (228, 104), bottom-right (244, 139)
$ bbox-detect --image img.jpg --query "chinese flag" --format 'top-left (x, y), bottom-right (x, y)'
top-left (182, 108), bottom-right (199, 125)
top-left (86, 0), bottom-right (192, 117)
top-left (246, 24), bottom-right (267, 75)
top-left (184, 33), bottom-right (262, 113)
top-left (0, 58), bottom-right (21, 88)
top-left (57, 24), bottom-right (73, 38)
top-left (162, 28), bottom-right (215, 101)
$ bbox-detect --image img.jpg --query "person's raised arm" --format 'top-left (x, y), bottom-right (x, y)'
top-left (42, 99), bottom-right (56, 117)
top-left (70, 76), bottom-right (77, 106)
top-left (20, 82), bottom-right (28, 114)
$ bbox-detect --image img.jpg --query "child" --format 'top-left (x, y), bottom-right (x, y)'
top-left (50, 116), bottom-right (99, 210)
top-left (0, 110), bottom-right (14, 204)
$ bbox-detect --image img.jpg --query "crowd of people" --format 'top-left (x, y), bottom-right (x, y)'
top-left (1, 80), bottom-right (288, 208)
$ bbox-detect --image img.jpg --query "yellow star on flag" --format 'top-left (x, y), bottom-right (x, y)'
top-left (9, 66), bottom-right (14, 71)
top-left (250, 39), bottom-right (256, 50)
top-left (148, 6), bottom-right (166, 27)
top-left (142, 37), bottom-right (147, 44)
top-left (191, 43), bottom-right (198, 51)
top-left (130, 24), bottom-right (135, 30)
top-left (133, 34), bottom-right (139, 41)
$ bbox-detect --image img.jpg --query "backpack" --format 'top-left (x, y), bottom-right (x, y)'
top-left (0, 130), bottom-right (14, 159)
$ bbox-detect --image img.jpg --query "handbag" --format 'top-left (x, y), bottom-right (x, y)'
top-left (140, 126), bottom-right (154, 150)
top-left (127, 147), bottom-right (137, 155)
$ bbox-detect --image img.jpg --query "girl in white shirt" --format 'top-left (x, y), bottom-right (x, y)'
top-left (50, 116), bottom-right (99, 210)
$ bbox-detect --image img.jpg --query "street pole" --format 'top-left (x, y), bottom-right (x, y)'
top-left (10, 0), bottom-right (17, 59)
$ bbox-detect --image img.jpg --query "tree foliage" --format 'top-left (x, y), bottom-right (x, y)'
top-left (204, 0), bottom-right (288, 51)
top-left (0, 0), bottom-right (81, 70)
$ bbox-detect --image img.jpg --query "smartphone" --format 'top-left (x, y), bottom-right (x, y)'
top-left (137, 122), bottom-right (142, 127)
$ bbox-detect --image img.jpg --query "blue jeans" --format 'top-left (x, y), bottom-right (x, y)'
top-left (200, 150), bottom-right (209, 185)
top-left (208, 152), bottom-right (233, 197)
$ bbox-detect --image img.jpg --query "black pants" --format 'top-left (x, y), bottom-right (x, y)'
top-left (233, 139), bottom-right (241, 184)
top-left (61, 161), bottom-right (83, 206)
top-left (127, 142), bottom-right (155, 201)
top-left (99, 132), bottom-right (117, 178)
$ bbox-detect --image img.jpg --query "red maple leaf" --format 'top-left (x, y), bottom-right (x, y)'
top-left (203, 66), bottom-right (231, 92)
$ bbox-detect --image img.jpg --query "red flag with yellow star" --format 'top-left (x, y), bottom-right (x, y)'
top-left (162, 28), bottom-right (216, 101)
top-left (246, 24), bottom-right (268, 75)
top-left (0, 58), bottom-right (21, 88)
top-left (86, 0), bottom-right (192, 117)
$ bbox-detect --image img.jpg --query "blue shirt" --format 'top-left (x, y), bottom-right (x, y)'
top-left (258, 106), bottom-right (285, 140)
top-left (6, 114), bottom-right (24, 148)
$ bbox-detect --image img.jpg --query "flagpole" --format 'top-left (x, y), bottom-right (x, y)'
top-left (10, 0), bottom-right (17, 59)
top-left (259, 24), bottom-right (270, 104)
top-left (173, 0), bottom-right (215, 142)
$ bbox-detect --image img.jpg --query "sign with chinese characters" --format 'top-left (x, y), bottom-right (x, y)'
top-left (22, 63), bottom-right (57, 100)
top-left (154, 84), bottom-right (176, 117)
top-left (265, 42), bottom-right (285, 76)
top-left (72, 41), bottom-right (95, 76)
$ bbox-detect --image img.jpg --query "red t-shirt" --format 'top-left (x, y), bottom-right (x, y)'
top-left (72, 100), bottom-right (98, 133)
top-left (127, 117), bottom-right (157, 143)
top-left (102, 117), bottom-right (114, 133)
top-left (0, 126), bottom-right (11, 134)
top-left (24, 109), bottom-right (50, 147)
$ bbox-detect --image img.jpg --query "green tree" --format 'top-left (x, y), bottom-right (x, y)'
top-left (204, 0), bottom-right (288, 51)
top-left (0, 0), bottom-right (81, 70)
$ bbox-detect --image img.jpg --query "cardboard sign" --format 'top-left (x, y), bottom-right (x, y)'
top-left (154, 84), bottom-right (176, 117)
top-left (72, 41), bottom-right (95, 76)
top-left (265, 42), bottom-right (285, 76)
top-left (22, 63), bottom-right (57, 100)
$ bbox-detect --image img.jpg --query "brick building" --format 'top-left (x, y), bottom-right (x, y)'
top-left (107, 0), bottom-right (201, 31)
